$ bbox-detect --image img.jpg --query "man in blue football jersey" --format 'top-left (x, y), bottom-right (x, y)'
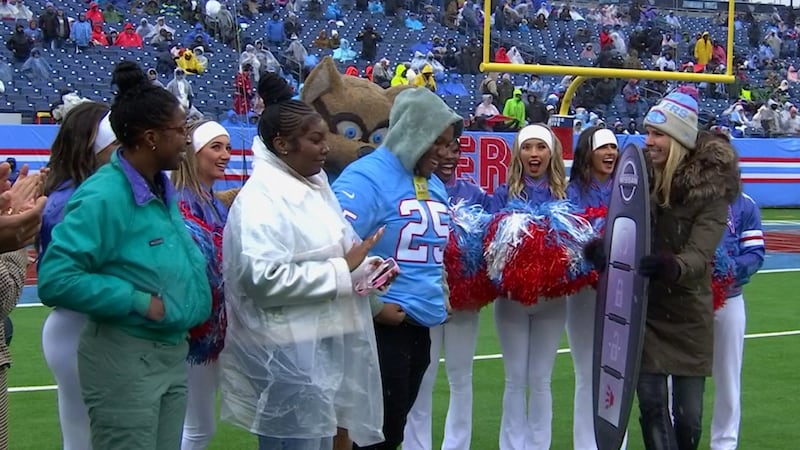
top-left (334, 87), bottom-right (463, 449)
top-left (711, 192), bottom-right (764, 450)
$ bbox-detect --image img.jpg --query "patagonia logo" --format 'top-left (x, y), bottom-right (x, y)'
top-left (149, 238), bottom-right (164, 247)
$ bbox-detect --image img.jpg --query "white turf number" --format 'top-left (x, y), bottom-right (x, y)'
top-left (397, 199), bottom-right (448, 263)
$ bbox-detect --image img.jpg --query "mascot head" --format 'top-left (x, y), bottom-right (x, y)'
top-left (301, 56), bottom-right (410, 177)
top-left (216, 57), bottom-right (409, 207)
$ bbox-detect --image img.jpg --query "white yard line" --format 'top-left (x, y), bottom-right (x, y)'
top-left (8, 329), bottom-right (800, 393)
top-left (758, 268), bottom-right (800, 274)
top-left (762, 220), bottom-right (800, 225)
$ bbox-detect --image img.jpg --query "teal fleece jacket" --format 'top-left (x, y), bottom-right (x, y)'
top-left (38, 151), bottom-right (211, 344)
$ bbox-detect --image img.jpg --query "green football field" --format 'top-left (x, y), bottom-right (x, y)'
top-left (6, 210), bottom-right (800, 449)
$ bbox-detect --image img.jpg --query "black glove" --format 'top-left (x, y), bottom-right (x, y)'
top-left (583, 238), bottom-right (607, 272)
top-left (638, 254), bottom-right (681, 283)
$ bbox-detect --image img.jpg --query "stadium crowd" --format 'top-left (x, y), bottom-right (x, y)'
top-left (0, 0), bottom-right (795, 137)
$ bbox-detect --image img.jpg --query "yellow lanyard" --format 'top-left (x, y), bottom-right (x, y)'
top-left (413, 176), bottom-right (430, 201)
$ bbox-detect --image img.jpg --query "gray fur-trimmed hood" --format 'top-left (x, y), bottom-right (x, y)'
top-left (671, 137), bottom-right (740, 205)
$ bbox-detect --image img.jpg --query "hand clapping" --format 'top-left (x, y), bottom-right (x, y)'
top-left (0, 163), bottom-right (47, 253)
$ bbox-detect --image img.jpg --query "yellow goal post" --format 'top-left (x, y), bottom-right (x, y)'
top-left (479, 0), bottom-right (736, 86)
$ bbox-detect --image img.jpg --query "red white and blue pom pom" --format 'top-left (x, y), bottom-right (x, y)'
top-left (449, 200), bottom-right (493, 278)
top-left (565, 205), bottom-right (607, 291)
top-left (179, 202), bottom-right (227, 365)
top-left (483, 200), bottom-right (606, 305)
top-left (712, 246), bottom-right (735, 311)
top-left (444, 200), bottom-right (497, 311)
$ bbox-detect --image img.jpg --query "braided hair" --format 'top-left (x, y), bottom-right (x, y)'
top-left (257, 73), bottom-right (321, 150)
top-left (109, 60), bottom-right (181, 148)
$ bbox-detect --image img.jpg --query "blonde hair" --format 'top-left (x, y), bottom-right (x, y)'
top-left (652, 138), bottom-right (688, 208)
top-left (507, 126), bottom-right (567, 201)
top-left (171, 119), bottom-right (216, 203)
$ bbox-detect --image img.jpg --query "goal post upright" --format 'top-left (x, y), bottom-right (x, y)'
top-left (479, 0), bottom-right (737, 114)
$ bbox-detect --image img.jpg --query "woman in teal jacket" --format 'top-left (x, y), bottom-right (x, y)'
top-left (37, 61), bottom-right (211, 450)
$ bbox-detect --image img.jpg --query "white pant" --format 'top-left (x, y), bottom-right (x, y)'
top-left (711, 294), bottom-right (746, 450)
top-left (41, 308), bottom-right (91, 450)
top-left (567, 289), bottom-right (629, 450)
top-left (495, 297), bottom-right (566, 450)
top-left (181, 362), bottom-right (220, 450)
top-left (567, 288), bottom-right (597, 450)
top-left (403, 310), bottom-right (480, 450)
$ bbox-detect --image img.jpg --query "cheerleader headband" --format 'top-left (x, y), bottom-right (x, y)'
top-left (592, 128), bottom-right (618, 151)
top-left (92, 112), bottom-right (117, 155)
top-left (192, 121), bottom-right (230, 153)
top-left (517, 125), bottom-right (554, 154)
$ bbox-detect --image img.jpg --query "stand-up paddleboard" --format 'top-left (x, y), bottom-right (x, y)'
top-left (593, 143), bottom-right (651, 450)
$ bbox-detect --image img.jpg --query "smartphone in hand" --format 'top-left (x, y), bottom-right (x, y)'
top-left (356, 258), bottom-right (400, 295)
top-left (367, 258), bottom-right (399, 290)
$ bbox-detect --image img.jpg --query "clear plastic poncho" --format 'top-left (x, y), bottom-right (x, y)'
top-left (333, 38), bottom-right (357, 62)
top-left (410, 50), bottom-right (428, 73)
top-left (21, 53), bottom-right (52, 82)
top-left (256, 48), bottom-right (281, 74)
top-left (219, 137), bottom-right (384, 446)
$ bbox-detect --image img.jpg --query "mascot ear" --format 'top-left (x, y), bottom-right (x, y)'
top-left (301, 56), bottom-right (343, 105)
top-left (384, 85), bottom-right (413, 104)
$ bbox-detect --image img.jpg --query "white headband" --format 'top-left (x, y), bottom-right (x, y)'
top-left (591, 128), bottom-right (618, 151)
top-left (92, 111), bottom-right (117, 154)
top-left (192, 121), bottom-right (230, 153)
top-left (517, 125), bottom-right (554, 154)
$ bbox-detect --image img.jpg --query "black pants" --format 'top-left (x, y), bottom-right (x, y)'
top-left (3, 317), bottom-right (10, 346)
top-left (354, 321), bottom-right (431, 450)
top-left (637, 373), bottom-right (706, 450)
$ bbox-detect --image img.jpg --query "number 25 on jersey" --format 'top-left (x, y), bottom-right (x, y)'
top-left (397, 199), bottom-right (449, 264)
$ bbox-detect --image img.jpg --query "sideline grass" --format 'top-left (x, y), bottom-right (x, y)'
top-left (761, 208), bottom-right (800, 221)
top-left (7, 271), bottom-right (800, 449)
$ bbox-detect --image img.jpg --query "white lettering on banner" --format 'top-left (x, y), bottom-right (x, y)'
top-left (396, 199), bottom-right (449, 263)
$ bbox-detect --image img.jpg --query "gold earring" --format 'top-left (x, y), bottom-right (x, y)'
top-left (152, 145), bottom-right (157, 151)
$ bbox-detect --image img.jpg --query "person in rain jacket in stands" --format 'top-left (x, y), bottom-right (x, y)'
top-left (176, 49), bottom-right (204, 75)
top-left (391, 64), bottom-right (409, 86)
top-left (414, 64), bottom-right (436, 92)
top-left (116, 23), bottom-right (143, 47)
top-left (694, 31), bottom-right (713, 67)
top-left (502, 88), bottom-right (526, 130)
top-left (183, 23), bottom-right (210, 48)
top-left (266, 13), bottom-right (285, 45)
top-left (85, 2), bottom-right (103, 25)
top-left (71, 12), bottom-right (91, 51)
top-left (356, 23), bottom-right (382, 62)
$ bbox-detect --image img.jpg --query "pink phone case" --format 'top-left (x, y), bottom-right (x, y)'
top-left (368, 258), bottom-right (399, 290)
top-left (356, 258), bottom-right (399, 295)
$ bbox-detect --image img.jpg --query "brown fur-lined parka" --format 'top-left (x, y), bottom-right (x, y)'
top-left (641, 136), bottom-right (740, 377)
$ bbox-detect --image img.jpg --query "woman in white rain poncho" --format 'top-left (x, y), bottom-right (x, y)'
top-left (219, 73), bottom-right (386, 449)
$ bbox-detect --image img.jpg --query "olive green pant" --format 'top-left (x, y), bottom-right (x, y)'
top-left (78, 322), bottom-right (189, 450)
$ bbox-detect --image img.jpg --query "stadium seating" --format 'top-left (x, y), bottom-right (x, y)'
top-left (0, 0), bottom-right (796, 123)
